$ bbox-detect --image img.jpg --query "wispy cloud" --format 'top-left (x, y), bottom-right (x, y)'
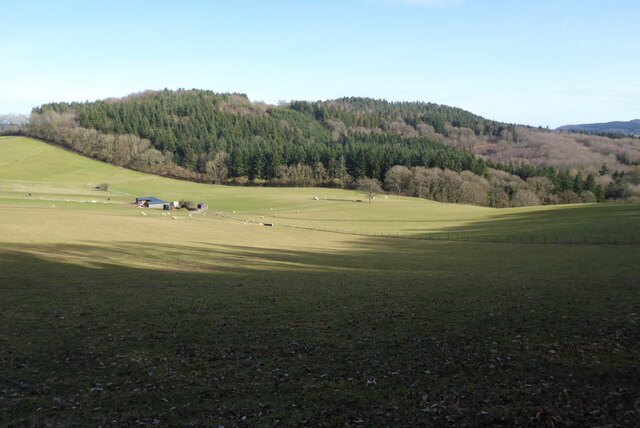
top-left (559, 18), bottom-right (569, 41)
top-left (375, 0), bottom-right (466, 8)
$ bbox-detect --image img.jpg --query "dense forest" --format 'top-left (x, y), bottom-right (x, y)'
top-left (25, 89), bottom-right (637, 206)
top-left (32, 91), bottom-right (492, 178)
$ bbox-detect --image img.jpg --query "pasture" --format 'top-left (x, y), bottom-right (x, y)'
top-left (1, 136), bottom-right (639, 426)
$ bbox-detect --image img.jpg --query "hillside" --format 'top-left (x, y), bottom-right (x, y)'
top-left (2, 136), bottom-right (640, 426)
top-left (24, 90), bottom-right (639, 205)
top-left (557, 119), bottom-right (640, 136)
top-left (0, 136), bottom-right (634, 240)
top-left (30, 91), bottom-right (490, 179)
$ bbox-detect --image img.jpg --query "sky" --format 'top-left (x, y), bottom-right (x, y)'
top-left (1, 0), bottom-right (639, 128)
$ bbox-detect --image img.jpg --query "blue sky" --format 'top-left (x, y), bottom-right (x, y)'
top-left (1, 0), bottom-right (638, 127)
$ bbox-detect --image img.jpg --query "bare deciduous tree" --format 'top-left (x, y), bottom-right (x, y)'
top-left (205, 151), bottom-right (229, 184)
top-left (384, 165), bottom-right (412, 195)
top-left (357, 178), bottom-right (383, 202)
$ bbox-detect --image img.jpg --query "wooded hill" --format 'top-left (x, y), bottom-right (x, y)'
top-left (557, 119), bottom-right (640, 137)
top-left (32, 90), bottom-right (494, 177)
top-left (25, 89), bottom-right (637, 206)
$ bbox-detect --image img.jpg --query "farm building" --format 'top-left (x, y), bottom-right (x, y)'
top-left (162, 201), bottom-right (179, 211)
top-left (135, 196), bottom-right (166, 209)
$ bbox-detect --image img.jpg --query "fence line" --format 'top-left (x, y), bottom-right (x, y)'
top-left (214, 213), bottom-right (636, 246)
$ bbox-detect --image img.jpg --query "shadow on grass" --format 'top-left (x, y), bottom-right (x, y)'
top-left (1, 231), bottom-right (639, 426)
top-left (282, 203), bottom-right (640, 245)
top-left (416, 203), bottom-right (640, 242)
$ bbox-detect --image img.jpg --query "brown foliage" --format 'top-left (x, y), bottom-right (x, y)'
top-left (27, 111), bottom-right (202, 182)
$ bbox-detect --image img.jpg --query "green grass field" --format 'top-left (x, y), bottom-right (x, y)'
top-left (1, 136), bottom-right (639, 426)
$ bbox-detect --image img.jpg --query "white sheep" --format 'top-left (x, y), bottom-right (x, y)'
top-left (141, 212), bottom-right (147, 217)
top-left (172, 216), bottom-right (177, 220)
top-left (188, 214), bottom-right (192, 218)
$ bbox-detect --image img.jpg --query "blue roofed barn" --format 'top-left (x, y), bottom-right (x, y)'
top-left (135, 196), bottom-right (166, 209)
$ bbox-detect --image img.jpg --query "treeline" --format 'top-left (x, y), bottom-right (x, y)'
top-left (556, 119), bottom-right (640, 138)
top-left (563, 130), bottom-right (639, 140)
top-left (34, 90), bottom-right (331, 172)
top-left (379, 165), bottom-right (607, 206)
top-left (26, 89), bottom-right (629, 206)
top-left (289, 97), bottom-right (513, 138)
top-left (0, 114), bottom-right (29, 135)
top-left (28, 110), bottom-right (201, 180)
top-left (31, 90), bottom-right (490, 182)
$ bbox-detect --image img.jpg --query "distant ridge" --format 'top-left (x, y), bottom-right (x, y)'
top-left (557, 119), bottom-right (640, 136)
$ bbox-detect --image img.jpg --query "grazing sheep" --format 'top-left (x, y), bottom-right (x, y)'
top-left (312, 196), bottom-right (319, 200)
top-left (50, 204), bottom-right (55, 208)
top-left (141, 212), bottom-right (147, 217)
top-left (172, 216), bottom-right (177, 220)
top-left (188, 214), bottom-right (193, 218)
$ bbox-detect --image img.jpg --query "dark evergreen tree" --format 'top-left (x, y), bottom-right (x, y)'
top-left (30, 89), bottom-right (590, 204)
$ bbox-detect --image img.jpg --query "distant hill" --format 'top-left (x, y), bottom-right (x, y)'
top-left (557, 119), bottom-right (640, 136)
top-left (28, 90), bottom-right (502, 182)
top-left (23, 89), bottom-right (639, 203)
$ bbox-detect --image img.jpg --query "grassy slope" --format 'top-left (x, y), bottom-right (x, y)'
top-left (2, 137), bottom-right (637, 242)
top-left (1, 136), bottom-right (639, 426)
